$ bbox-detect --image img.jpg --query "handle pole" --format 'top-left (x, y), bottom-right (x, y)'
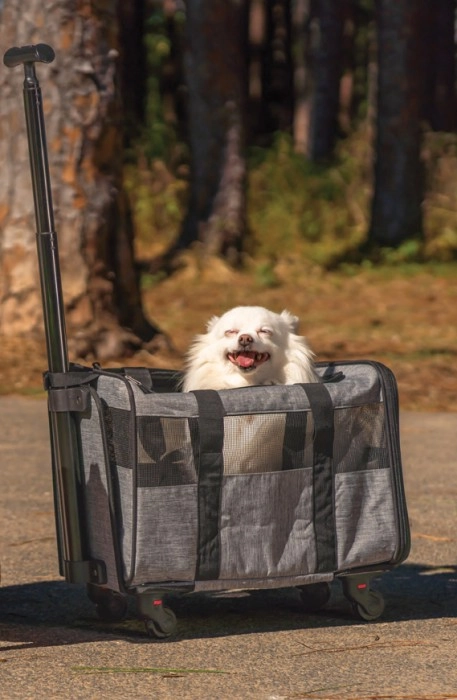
top-left (4, 44), bottom-right (90, 582)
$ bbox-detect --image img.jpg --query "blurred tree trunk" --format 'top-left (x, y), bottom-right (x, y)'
top-left (177, 0), bottom-right (249, 265)
top-left (369, 0), bottom-right (425, 247)
top-left (292, 0), bottom-right (314, 154)
top-left (308, 0), bottom-right (346, 161)
top-left (248, 0), bottom-right (267, 141)
top-left (336, 1), bottom-right (354, 136)
top-left (248, 0), bottom-right (293, 142)
top-left (423, 0), bottom-right (456, 132)
top-left (117, 0), bottom-right (146, 143)
top-left (263, 0), bottom-right (293, 134)
top-left (0, 0), bottom-right (164, 360)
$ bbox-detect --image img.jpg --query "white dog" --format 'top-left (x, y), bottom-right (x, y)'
top-left (182, 305), bottom-right (318, 391)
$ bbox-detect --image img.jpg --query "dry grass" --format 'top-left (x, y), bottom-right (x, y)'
top-left (1, 256), bottom-right (457, 412)
top-left (140, 255), bottom-right (457, 412)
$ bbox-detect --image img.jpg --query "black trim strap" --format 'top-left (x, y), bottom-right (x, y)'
top-left (282, 411), bottom-right (308, 470)
top-left (44, 369), bottom-right (99, 389)
top-left (300, 383), bottom-right (336, 573)
top-left (192, 390), bottom-right (226, 580)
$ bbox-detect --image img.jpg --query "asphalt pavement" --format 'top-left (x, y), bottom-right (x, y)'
top-left (1, 396), bottom-right (456, 699)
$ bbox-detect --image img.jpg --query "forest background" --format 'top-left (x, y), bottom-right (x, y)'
top-left (0, 0), bottom-right (457, 411)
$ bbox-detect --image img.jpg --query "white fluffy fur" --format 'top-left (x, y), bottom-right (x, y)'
top-left (182, 305), bottom-right (318, 391)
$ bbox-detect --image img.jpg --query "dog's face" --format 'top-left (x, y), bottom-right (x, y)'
top-left (183, 306), bottom-right (317, 391)
top-left (207, 306), bottom-right (296, 380)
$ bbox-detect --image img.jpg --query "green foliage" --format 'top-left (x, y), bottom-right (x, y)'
top-left (125, 0), bottom-right (457, 273)
top-left (140, 271), bottom-right (167, 289)
top-left (422, 132), bottom-right (457, 262)
top-left (254, 261), bottom-right (280, 288)
top-left (246, 133), bottom-right (370, 268)
top-left (245, 129), bottom-right (457, 269)
top-left (124, 160), bottom-right (187, 256)
top-left (142, 6), bottom-right (185, 163)
top-left (126, 125), bottom-right (457, 271)
top-left (355, 239), bottom-right (423, 269)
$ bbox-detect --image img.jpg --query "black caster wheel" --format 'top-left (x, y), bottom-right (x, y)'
top-left (96, 592), bottom-right (128, 623)
top-left (86, 582), bottom-right (104, 604)
top-left (144, 605), bottom-right (177, 639)
top-left (137, 590), bottom-right (178, 639)
top-left (298, 582), bottom-right (331, 613)
top-left (341, 575), bottom-right (385, 622)
top-left (86, 585), bottom-right (128, 622)
top-left (351, 591), bottom-right (385, 622)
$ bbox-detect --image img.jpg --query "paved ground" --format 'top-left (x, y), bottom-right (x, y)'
top-left (0, 396), bottom-right (456, 699)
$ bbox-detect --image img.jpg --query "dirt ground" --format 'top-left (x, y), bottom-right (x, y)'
top-left (1, 257), bottom-right (457, 412)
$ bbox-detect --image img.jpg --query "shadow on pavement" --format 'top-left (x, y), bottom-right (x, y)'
top-left (1, 563), bottom-right (456, 649)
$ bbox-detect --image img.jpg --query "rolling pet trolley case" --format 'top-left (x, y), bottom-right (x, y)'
top-left (4, 43), bottom-right (410, 638)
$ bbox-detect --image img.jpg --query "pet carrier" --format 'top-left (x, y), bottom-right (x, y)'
top-left (4, 43), bottom-right (410, 638)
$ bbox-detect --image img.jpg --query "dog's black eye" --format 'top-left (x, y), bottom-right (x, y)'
top-left (224, 329), bottom-right (238, 337)
top-left (259, 327), bottom-right (273, 336)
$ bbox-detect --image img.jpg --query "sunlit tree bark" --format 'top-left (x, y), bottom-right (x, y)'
top-left (0, 0), bottom-right (162, 360)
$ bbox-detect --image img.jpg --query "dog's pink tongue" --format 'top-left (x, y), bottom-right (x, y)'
top-left (237, 352), bottom-right (255, 368)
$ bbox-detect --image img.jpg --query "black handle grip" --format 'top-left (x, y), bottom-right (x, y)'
top-left (3, 43), bottom-right (55, 68)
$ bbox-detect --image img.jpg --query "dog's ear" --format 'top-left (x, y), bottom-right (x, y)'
top-left (280, 310), bottom-right (300, 333)
top-left (206, 315), bottom-right (220, 332)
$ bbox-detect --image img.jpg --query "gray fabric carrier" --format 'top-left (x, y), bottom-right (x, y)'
top-left (77, 362), bottom-right (406, 594)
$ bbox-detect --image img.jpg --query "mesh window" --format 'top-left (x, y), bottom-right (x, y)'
top-left (222, 414), bottom-right (287, 475)
top-left (136, 416), bottom-right (198, 487)
top-left (333, 403), bottom-right (388, 474)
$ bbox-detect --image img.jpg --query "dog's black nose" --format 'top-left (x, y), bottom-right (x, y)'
top-left (239, 334), bottom-right (254, 346)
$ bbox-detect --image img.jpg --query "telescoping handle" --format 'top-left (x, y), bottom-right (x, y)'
top-left (3, 44), bottom-right (105, 586)
top-left (3, 43), bottom-right (67, 373)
